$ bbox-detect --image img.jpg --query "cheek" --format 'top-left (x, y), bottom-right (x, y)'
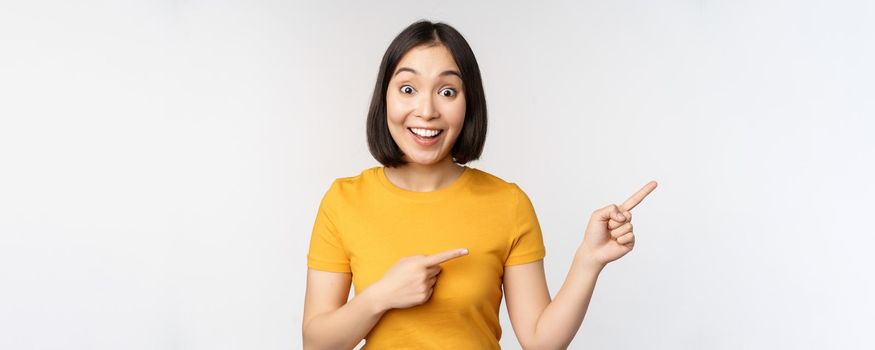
top-left (385, 94), bottom-right (409, 123)
top-left (385, 101), bottom-right (404, 125)
top-left (440, 100), bottom-right (466, 127)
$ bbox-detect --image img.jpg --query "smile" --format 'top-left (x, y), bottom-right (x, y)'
top-left (408, 127), bottom-right (443, 146)
top-left (408, 127), bottom-right (443, 137)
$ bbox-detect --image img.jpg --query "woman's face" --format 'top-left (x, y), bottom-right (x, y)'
top-left (386, 44), bottom-right (466, 166)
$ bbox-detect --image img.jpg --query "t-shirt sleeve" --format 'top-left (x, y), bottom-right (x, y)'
top-left (504, 183), bottom-right (547, 266)
top-left (306, 180), bottom-right (352, 273)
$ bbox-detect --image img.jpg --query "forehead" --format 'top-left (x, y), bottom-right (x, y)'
top-left (393, 44), bottom-right (460, 76)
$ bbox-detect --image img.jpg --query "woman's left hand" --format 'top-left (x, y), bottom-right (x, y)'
top-left (578, 181), bottom-right (658, 267)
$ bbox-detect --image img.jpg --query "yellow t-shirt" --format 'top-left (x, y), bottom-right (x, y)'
top-left (307, 165), bottom-right (546, 349)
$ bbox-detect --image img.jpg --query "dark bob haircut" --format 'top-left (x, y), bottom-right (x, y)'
top-left (366, 20), bottom-right (487, 167)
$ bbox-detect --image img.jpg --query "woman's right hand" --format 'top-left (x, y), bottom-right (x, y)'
top-left (367, 248), bottom-right (469, 311)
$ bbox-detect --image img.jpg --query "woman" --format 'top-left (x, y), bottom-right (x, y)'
top-left (302, 20), bottom-right (657, 350)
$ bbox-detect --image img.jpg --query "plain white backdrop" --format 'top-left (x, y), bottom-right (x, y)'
top-left (1, 0), bottom-right (873, 349)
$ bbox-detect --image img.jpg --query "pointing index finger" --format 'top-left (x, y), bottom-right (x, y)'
top-left (425, 248), bottom-right (469, 266)
top-left (621, 180), bottom-right (658, 211)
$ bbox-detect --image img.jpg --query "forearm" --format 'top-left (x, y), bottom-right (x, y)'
top-left (531, 250), bottom-right (605, 350)
top-left (302, 288), bottom-right (388, 350)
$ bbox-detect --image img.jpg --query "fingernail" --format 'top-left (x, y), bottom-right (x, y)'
top-left (617, 213), bottom-right (625, 220)
top-left (461, 249), bottom-right (468, 255)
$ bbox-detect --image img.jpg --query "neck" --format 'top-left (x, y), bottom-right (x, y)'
top-left (383, 157), bottom-right (465, 192)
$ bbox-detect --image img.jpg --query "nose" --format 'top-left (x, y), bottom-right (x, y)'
top-left (415, 92), bottom-right (440, 120)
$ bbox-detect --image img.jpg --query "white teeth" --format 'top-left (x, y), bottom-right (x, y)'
top-left (410, 128), bottom-right (441, 137)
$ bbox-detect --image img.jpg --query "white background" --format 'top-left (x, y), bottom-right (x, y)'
top-left (1, 1), bottom-right (873, 349)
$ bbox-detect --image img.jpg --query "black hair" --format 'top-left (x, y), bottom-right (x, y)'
top-left (366, 19), bottom-right (487, 167)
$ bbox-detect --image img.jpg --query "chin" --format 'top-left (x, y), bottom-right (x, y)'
top-left (406, 158), bottom-right (438, 166)
top-left (403, 154), bottom-right (444, 165)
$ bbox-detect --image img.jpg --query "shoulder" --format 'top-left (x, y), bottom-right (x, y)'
top-left (322, 166), bottom-right (381, 200)
top-left (333, 166), bottom-right (377, 185)
top-left (328, 165), bottom-right (379, 186)
top-left (466, 167), bottom-right (528, 200)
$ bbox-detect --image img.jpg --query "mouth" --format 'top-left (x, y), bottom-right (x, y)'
top-left (408, 127), bottom-right (444, 138)
top-left (408, 127), bottom-right (444, 146)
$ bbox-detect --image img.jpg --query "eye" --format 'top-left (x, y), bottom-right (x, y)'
top-left (400, 85), bottom-right (415, 94)
top-left (439, 88), bottom-right (457, 97)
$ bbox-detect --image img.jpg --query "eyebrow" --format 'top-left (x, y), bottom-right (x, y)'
top-left (393, 67), bottom-right (461, 79)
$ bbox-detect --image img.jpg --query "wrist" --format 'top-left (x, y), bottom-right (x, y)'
top-left (361, 285), bottom-right (390, 314)
top-left (574, 249), bottom-right (606, 272)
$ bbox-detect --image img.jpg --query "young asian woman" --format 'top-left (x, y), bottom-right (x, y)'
top-left (302, 19), bottom-right (658, 350)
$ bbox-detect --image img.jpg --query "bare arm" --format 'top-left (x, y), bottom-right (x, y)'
top-left (531, 251), bottom-right (604, 350)
top-left (303, 248), bottom-right (469, 349)
top-left (507, 181), bottom-right (656, 349)
top-left (302, 268), bottom-right (388, 350)
top-left (502, 252), bottom-right (604, 350)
